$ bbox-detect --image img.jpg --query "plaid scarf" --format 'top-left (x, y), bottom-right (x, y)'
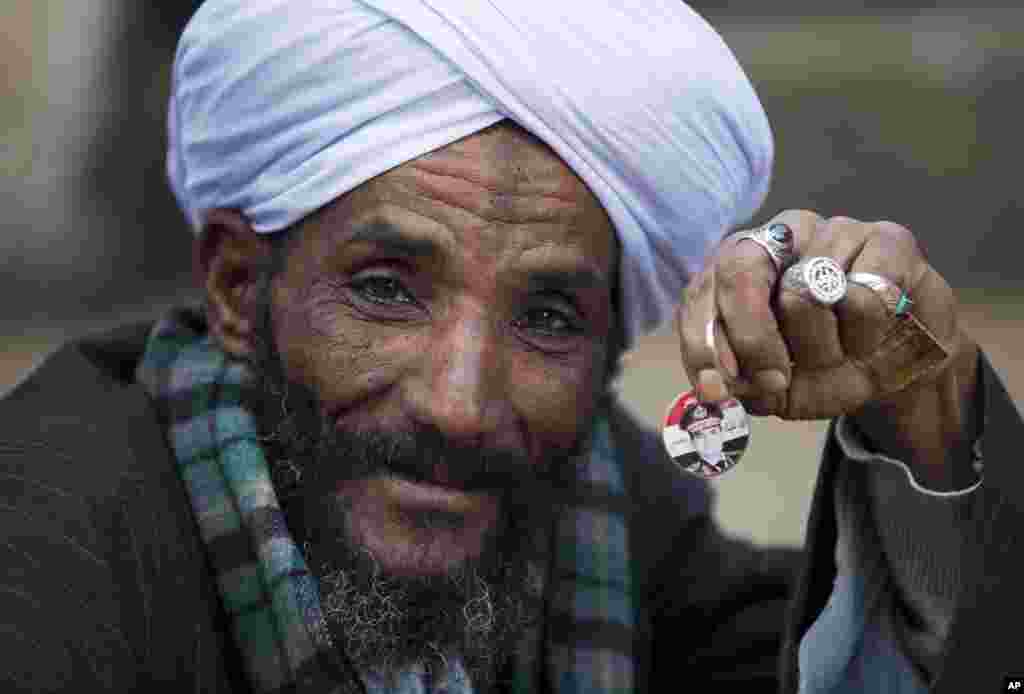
top-left (137, 308), bottom-right (635, 693)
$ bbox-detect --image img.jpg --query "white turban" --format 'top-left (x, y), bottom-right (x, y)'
top-left (168, 0), bottom-right (773, 344)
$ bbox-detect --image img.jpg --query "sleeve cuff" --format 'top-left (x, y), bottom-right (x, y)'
top-left (834, 415), bottom-right (983, 498)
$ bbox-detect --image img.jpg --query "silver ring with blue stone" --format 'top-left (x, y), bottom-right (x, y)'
top-left (733, 222), bottom-right (797, 274)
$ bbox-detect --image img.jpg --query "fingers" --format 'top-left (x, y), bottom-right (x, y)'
top-left (777, 216), bottom-right (867, 369)
top-left (676, 267), bottom-right (728, 400)
top-left (679, 210), bottom-right (950, 423)
top-left (778, 218), bottom-right (938, 418)
top-left (840, 220), bottom-right (958, 361)
top-left (836, 221), bottom-right (921, 357)
top-left (715, 261), bottom-right (790, 393)
top-left (677, 210), bottom-right (820, 405)
top-left (714, 211), bottom-right (820, 393)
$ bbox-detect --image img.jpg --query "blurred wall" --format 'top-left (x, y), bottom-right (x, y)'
top-left (2, 2), bottom-right (201, 333)
top-left (736, 11), bottom-right (1024, 292)
top-left (1, 1), bottom-right (47, 291)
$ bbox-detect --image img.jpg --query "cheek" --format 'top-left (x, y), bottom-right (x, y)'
top-left (271, 285), bottom-right (391, 405)
top-left (508, 345), bottom-right (607, 443)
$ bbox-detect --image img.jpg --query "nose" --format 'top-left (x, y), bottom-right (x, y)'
top-left (403, 312), bottom-right (505, 444)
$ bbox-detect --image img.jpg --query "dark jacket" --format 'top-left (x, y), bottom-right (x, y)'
top-left (780, 353), bottom-right (1024, 693)
top-left (0, 321), bottom-right (799, 692)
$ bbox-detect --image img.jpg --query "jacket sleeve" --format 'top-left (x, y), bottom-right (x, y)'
top-left (780, 350), bottom-right (1024, 694)
top-left (0, 335), bottom-right (244, 692)
top-left (0, 419), bottom-right (142, 691)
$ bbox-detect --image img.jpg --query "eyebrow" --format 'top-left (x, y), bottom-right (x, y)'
top-left (346, 220), bottom-right (442, 258)
top-left (525, 268), bottom-right (607, 294)
top-left (346, 219), bottom-right (609, 293)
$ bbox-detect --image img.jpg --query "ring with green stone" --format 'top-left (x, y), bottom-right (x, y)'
top-left (847, 272), bottom-right (913, 316)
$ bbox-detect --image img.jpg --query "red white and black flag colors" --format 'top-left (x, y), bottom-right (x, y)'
top-left (662, 390), bottom-right (750, 480)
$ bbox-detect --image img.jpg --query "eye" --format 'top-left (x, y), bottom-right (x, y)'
top-left (516, 306), bottom-right (582, 337)
top-left (351, 275), bottom-right (416, 305)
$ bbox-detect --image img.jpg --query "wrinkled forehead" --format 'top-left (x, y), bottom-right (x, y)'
top-left (297, 122), bottom-right (621, 279)
top-left (387, 121), bottom-right (613, 238)
top-left (411, 120), bottom-right (590, 196)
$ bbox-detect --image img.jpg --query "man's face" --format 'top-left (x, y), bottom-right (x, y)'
top-left (261, 122), bottom-right (618, 578)
top-left (209, 122), bottom-right (618, 678)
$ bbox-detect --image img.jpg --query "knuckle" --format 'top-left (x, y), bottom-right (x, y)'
top-left (777, 286), bottom-right (817, 317)
top-left (873, 219), bottom-right (911, 236)
top-left (676, 297), bottom-right (693, 322)
top-left (841, 287), bottom-right (887, 326)
top-left (823, 215), bottom-right (864, 237)
top-left (689, 268), bottom-right (715, 298)
top-left (680, 318), bottom-right (703, 351)
top-left (872, 220), bottom-right (919, 251)
top-left (677, 316), bottom-right (708, 363)
top-left (726, 321), bottom-right (769, 355)
top-left (776, 209), bottom-right (825, 230)
top-left (826, 214), bottom-right (862, 227)
top-left (907, 261), bottom-right (934, 296)
top-left (842, 284), bottom-right (879, 316)
top-left (677, 293), bottom-right (708, 328)
top-left (824, 215), bottom-right (868, 242)
top-left (716, 258), bottom-right (773, 293)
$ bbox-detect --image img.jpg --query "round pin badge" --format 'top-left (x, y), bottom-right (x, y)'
top-left (662, 390), bottom-right (751, 479)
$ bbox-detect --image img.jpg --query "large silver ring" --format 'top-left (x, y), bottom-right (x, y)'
top-left (847, 272), bottom-right (913, 316)
top-left (733, 222), bottom-right (797, 273)
top-left (782, 256), bottom-right (847, 306)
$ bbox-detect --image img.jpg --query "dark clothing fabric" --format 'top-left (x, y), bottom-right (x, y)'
top-left (781, 353), bottom-right (1024, 693)
top-left (0, 321), bottom-right (799, 692)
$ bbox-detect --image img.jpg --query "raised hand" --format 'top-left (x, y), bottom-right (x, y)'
top-left (675, 210), bottom-right (979, 488)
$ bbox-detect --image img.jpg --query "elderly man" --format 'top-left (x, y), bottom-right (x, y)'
top-left (3, 0), bottom-right (1020, 692)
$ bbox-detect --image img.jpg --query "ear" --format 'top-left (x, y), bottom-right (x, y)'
top-left (193, 209), bottom-right (274, 358)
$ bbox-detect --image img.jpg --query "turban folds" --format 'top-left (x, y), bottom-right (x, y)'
top-left (168, 0), bottom-right (773, 344)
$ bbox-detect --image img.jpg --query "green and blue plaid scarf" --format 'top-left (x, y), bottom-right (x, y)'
top-left (137, 308), bottom-right (635, 693)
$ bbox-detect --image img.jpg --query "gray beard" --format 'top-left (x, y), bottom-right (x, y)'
top-left (303, 493), bottom-right (548, 689)
top-left (245, 306), bottom-right (594, 689)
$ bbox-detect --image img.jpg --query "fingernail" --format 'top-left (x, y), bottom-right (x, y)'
top-left (698, 369), bottom-right (729, 402)
top-left (754, 369), bottom-right (788, 392)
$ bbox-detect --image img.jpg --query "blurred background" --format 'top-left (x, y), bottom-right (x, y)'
top-left (2, 1), bottom-right (1022, 547)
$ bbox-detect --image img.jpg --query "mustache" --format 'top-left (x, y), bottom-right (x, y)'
top-left (305, 423), bottom-right (582, 498)
top-left (250, 366), bottom-right (585, 500)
